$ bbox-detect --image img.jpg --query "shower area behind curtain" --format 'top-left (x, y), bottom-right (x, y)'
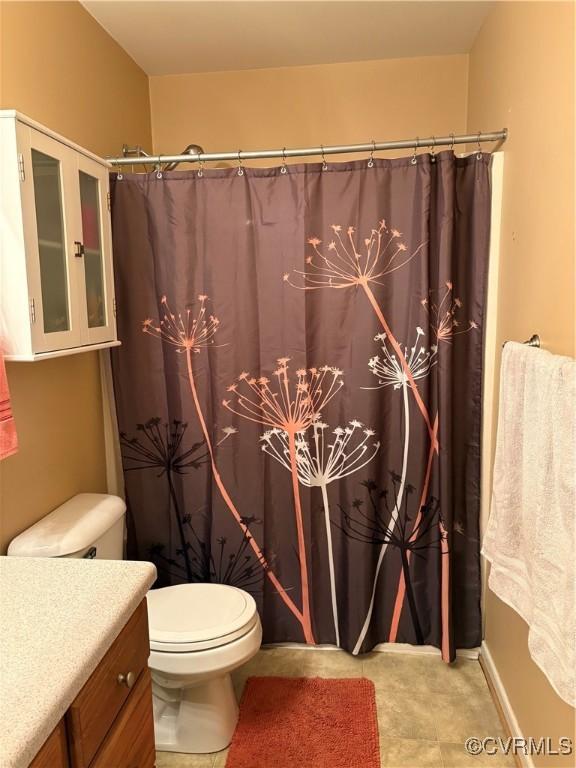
top-left (110, 151), bottom-right (491, 660)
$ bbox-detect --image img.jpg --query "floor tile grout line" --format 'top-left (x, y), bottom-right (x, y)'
top-left (438, 739), bottom-right (447, 768)
top-left (431, 698), bottom-right (441, 744)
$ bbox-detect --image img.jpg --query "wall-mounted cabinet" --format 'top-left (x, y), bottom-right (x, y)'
top-left (0, 111), bottom-right (120, 360)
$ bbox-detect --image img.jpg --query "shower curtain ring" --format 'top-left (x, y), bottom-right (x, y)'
top-left (197, 159), bottom-right (204, 178)
top-left (411, 137), bottom-right (419, 165)
top-left (476, 131), bottom-right (483, 160)
top-left (281, 147), bottom-right (288, 174)
top-left (450, 133), bottom-right (455, 152)
top-left (321, 145), bottom-right (328, 171)
top-left (237, 150), bottom-right (244, 176)
top-left (367, 140), bottom-right (376, 168)
top-left (155, 157), bottom-right (163, 179)
top-left (429, 136), bottom-right (437, 163)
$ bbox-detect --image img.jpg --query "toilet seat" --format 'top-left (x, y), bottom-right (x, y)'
top-left (147, 583), bottom-right (258, 653)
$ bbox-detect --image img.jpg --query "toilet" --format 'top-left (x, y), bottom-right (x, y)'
top-left (147, 582), bottom-right (261, 753)
top-left (7, 493), bottom-right (262, 754)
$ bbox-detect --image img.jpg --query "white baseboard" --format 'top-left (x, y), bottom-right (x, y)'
top-left (480, 641), bottom-right (534, 768)
top-left (264, 642), bottom-right (480, 660)
top-left (370, 642), bottom-right (479, 659)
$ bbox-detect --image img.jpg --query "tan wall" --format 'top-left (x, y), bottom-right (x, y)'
top-left (149, 54), bottom-right (469, 162)
top-left (468, 2), bottom-right (575, 763)
top-left (0, 1), bottom-right (152, 552)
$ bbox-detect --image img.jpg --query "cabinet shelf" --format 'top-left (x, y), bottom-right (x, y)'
top-left (38, 240), bottom-right (101, 258)
top-left (4, 340), bottom-right (121, 362)
top-left (38, 238), bottom-right (64, 250)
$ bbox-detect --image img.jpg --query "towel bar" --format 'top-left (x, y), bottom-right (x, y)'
top-left (502, 334), bottom-right (541, 348)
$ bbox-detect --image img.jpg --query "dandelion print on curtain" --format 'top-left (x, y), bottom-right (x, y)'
top-left (110, 151), bottom-right (491, 659)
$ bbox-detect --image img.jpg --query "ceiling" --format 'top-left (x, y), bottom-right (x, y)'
top-left (81, 1), bottom-right (493, 76)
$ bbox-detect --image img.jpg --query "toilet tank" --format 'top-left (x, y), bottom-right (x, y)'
top-left (7, 493), bottom-right (126, 560)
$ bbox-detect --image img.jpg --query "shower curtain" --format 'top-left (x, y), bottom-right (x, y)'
top-left (110, 151), bottom-right (491, 660)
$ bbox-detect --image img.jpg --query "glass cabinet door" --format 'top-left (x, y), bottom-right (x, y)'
top-left (31, 149), bottom-right (70, 334)
top-left (21, 123), bottom-right (82, 354)
top-left (75, 154), bottom-right (116, 345)
top-left (79, 171), bottom-right (106, 328)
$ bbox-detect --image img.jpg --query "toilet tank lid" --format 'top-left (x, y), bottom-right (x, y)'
top-left (7, 493), bottom-right (126, 558)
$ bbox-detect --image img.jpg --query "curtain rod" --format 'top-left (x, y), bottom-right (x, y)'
top-left (107, 129), bottom-right (507, 167)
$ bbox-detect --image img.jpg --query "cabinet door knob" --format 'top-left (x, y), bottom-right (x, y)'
top-left (74, 241), bottom-right (85, 257)
top-left (117, 671), bottom-right (136, 689)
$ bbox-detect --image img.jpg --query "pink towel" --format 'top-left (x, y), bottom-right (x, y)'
top-left (0, 351), bottom-right (17, 459)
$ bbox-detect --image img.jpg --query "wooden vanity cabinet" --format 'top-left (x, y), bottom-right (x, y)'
top-left (89, 669), bottom-right (156, 768)
top-left (29, 721), bottom-right (68, 768)
top-left (29, 599), bottom-right (156, 768)
top-left (66, 600), bottom-right (152, 767)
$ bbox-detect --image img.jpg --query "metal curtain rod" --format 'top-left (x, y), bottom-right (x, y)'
top-left (107, 129), bottom-right (507, 167)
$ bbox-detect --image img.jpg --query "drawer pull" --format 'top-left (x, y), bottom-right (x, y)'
top-left (117, 671), bottom-right (136, 689)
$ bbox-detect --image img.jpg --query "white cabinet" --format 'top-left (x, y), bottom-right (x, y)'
top-left (0, 111), bottom-right (120, 360)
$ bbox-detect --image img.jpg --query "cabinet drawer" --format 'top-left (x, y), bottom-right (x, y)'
top-left (90, 668), bottom-right (156, 768)
top-left (66, 600), bottom-right (150, 768)
top-left (30, 719), bottom-right (68, 768)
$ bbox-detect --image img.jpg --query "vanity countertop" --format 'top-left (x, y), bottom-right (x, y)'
top-left (0, 556), bottom-right (157, 768)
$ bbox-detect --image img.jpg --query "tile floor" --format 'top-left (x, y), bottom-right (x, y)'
top-left (156, 648), bottom-right (515, 768)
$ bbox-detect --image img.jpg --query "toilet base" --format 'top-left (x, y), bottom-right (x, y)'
top-left (152, 673), bottom-right (239, 754)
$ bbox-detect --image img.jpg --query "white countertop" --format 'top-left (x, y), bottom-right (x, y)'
top-left (0, 556), bottom-right (157, 768)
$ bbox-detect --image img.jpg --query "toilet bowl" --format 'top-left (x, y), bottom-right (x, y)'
top-left (147, 582), bottom-right (262, 754)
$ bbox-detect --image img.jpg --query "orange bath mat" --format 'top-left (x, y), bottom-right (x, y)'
top-left (226, 676), bottom-right (380, 768)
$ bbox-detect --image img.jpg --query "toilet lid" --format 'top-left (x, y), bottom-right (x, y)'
top-left (147, 583), bottom-right (258, 652)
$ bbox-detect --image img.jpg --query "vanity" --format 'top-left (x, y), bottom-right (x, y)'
top-left (0, 557), bottom-right (157, 768)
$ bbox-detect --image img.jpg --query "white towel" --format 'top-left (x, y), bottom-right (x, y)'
top-left (482, 342), bottom-right (576, 707)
